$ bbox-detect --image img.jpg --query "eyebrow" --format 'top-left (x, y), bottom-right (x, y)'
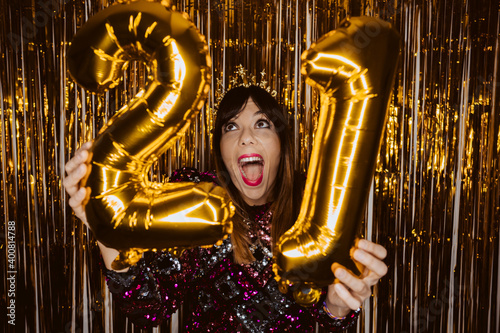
top-left (253, 110), bottom-right (271, 119)
top-left (228, 110), bottom-right (265, 122)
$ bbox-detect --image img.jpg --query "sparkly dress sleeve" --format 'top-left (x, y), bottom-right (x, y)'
top-left (102, 249), bottom-right (193, 328)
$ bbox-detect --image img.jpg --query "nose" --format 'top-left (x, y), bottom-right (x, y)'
top-left (239, 127), bottom-right (255, 146)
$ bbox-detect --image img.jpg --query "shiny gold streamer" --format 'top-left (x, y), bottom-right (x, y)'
top-left (0, 0), bottom-right (499, 332)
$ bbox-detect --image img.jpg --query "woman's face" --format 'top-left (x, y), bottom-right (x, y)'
top-left (220, 97), bottom-right (281, 206)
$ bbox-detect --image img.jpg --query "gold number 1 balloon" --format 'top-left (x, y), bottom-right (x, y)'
top-left (67, 0), bottom-right (233, 270)
top-left (273, 17), bottom-right (400, 306)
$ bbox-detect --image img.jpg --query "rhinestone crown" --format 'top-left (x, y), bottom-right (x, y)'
top-left (214, 65), bottom-right (278, 111)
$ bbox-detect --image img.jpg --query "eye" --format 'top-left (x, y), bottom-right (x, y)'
top-left (255, 118), bottom-right (271, 129)
top-left (223, 122), bottom-right (237, 132)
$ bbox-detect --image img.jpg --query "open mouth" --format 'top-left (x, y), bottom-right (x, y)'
top-left (238, 154), bottom-right (264, 186)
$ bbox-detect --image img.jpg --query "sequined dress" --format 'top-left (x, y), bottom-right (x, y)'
top-left (102, 168), bottom-right (360, 332)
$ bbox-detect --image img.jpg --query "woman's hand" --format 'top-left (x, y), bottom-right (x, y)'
top-left (325, 239), bottom-right (388, 317)
top-left (63, 141), bottom-right (92, 225)
top-left (63, 141), bottom-right (128, 271)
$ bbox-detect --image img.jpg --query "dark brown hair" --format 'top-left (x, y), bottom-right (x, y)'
top-left (213, 85), bottom-right (298, 264)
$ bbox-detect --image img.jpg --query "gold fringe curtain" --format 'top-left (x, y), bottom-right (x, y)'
top-left (0, 0), bottom-right (499, 332)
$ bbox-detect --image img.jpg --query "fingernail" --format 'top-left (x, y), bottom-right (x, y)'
top-left (335, 268), bottom-right (346, 278)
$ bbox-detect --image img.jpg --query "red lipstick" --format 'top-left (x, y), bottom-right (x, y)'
top-left (238, 154), bottom-right (264, 186)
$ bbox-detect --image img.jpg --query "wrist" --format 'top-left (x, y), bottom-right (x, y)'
top-left (323, 300), bottom-right (351, 318)
top-left (97, 241), bottom-right (130, 272)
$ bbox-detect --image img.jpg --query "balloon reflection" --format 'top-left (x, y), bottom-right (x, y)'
top-left (274, 17), bottom-right (400, 306)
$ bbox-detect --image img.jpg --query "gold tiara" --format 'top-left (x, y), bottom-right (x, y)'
top-left (214, 65), bottom-right (277, 112)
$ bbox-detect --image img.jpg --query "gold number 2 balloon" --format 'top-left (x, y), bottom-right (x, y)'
top-left (273, 17), bottom-right (400, 306)
top-left (67, 0), bottom-right (233, 270)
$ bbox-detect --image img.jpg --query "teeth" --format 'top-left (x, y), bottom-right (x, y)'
top-left (239, 156), bottom-right (263, 164)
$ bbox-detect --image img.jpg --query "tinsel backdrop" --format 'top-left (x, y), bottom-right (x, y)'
top-left (0, 0), bottom-right (499, 332)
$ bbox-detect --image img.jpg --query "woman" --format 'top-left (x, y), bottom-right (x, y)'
top-left (64, 85), bottom-right (388, 331)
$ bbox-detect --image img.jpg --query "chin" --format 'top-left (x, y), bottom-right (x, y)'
top-left (238, 183), bottom-right (273, 206)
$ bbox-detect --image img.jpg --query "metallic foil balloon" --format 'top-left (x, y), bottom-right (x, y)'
top-left (273, 17), bottom-right (400, 306)
top-left (67, 0), bottom-right (233, 269)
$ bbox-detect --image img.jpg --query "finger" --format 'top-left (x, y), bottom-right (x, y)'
top-left (63, 164), bottom-right (88, 196)
top-left (353, 249), bottom-right (388, 278)
top-left (333, 283), bottom-right (362, 310)
top-left (362, 269), bottom-right (388, 287)
top-left (356, 239), bottom-right (387, 260)
top-left (68, 187), bottom-right (87, 210)
top-left (349, 246), bottom-right (367, 275)
top-left (65, 149), bottom-right (89, 175)
top-left (332, 264), bottom-right (369, 296)
top-left (81, 141), bottom-right (93, 150)
top-left (68, 187), bottom-right (90, 227)
top-left (83, 186), bottom-right (91, 206)
top-left (75, 141), bottom-right (93, 154)
top-left (65, 141), bottom-right (92, 172)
